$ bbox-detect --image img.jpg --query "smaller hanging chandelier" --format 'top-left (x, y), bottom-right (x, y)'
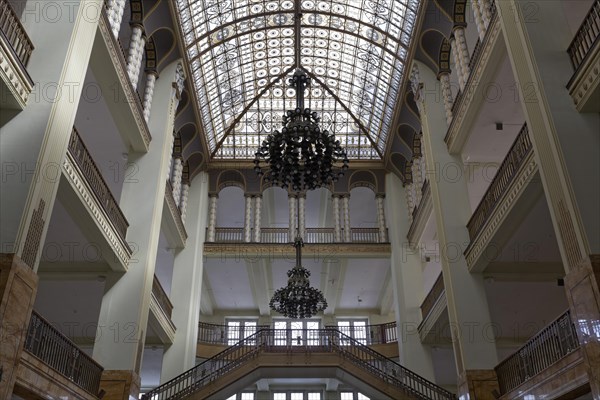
top-left (269, 237), bottom-right (328, 318)
top-left (253, 69), bottom-right (349, 191)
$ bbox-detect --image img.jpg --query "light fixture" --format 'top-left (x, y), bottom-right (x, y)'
top-left (269, 237), bottom-right (327, 318)
top-left (253, 69), bottom-right (349, 191)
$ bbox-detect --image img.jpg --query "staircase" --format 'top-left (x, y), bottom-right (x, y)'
top-left (142, 328), bottom-right (455, 400)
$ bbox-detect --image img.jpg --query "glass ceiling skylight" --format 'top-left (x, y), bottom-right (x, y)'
top-left (177, 0), bottom-right (420, 159)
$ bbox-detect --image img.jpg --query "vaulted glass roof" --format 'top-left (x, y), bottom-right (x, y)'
top-left (177, 0), bottom-right (419, 159)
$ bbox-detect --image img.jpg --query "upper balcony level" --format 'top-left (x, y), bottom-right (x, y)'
top-left (0, 0), bottom-right (34, 123)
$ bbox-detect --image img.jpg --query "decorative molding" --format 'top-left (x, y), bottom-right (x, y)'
top-left (0, 33), bottom-right (33, 109)
top-left (203, 243), bottom-right (391, 258)
top-left (418, 290), bottom-right (448, 344)
top-left (21, 199), bottom-right (45, 269)
top-left (62, 154), bottom-right (132, 269)
top-left (162, 183), bottom-right (188, 249)
top-left (407, 180), bottom-right (432, 247)
top-left (149, 294), bottom-right (176, 345)
top-left (97, 11), bottom-right (151, 150)
top-left (445, 12), bottom-right (502, 153)
top-left (567, 39), bottom-right (600, 112)
top-left (465, 152), bottom-right (538, 270)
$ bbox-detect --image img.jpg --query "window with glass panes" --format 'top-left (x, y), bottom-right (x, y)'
top-left (225, 319), bottom-right (258, 345)
top-left (273, 320), bottom-right (320, 346)
top-left (273, 393), bottom-right (321, 400)
top-left (340, 392), bottom-right (370, 400)
top-left (226, 393), bottom-right (255, 400)
top-left (337, 319), bottom-right (368, 345)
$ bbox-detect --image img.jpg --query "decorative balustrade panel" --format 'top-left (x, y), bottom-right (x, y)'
top-left (466, 123), bottom-right (532, 241)
top-left (68, 128), bottom-right (129, 241)
top-left (305, 228), bottom-right (335, 243)
top-left (214, 227), bottom-right (245, 243)
top-left (350, 228), bottom-right (381, 243)
top-left (468, 38), bottom-right (483, 71)
top-left (153, 275), bottom-right (174, 319)
top-left (420, 273), bottom-right (445, 321)
top-left (146, 328), bottom-right (455, 400)
top-left (0, 0), bottom-right (34, 66)
top-left (24, 311), bottom-right (103, 395)
top-left (568, 0), bottom-right (600, 71)
top-left (494, 311), bottom-right (580, 394)
top-left (368, 322), bottom-right (398, 344)
top-left (260, 227), bottom-right (290, 243)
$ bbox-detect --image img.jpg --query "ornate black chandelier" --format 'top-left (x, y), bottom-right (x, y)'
top-left (253, 69), bottom-right (349, 191)
top-left (269, 237), bottom-right (327, 318)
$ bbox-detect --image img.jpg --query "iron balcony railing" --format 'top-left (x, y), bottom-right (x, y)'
top-left (153, 275), bottom-right (174, 319)
top-left (466, 123), bottom-right (532, 242)
top-left (212, 227), bottom-right (387, 244)
top-left (0, 0), bottom-right (34, 67)
top-left (494, 310), bottom-right (580, 395)
top-left (24, 310), bottom-right (104, 395)
top-left (567, 0), bottom-right (600, 71)
top-left (68, 128), bottom-right (130, 242)
top-left (326, 322), bottom-right (398, 345)
top-left (420, 273), bottom-right (445, 322)
top-left (145, 328), bottom-right (456, 400)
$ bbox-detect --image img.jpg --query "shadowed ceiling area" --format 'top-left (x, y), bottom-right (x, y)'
top-left (176, 0), bottom-right (421, 160)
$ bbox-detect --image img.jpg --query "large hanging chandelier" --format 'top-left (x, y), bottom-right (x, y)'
top-left (269, 237), bottom-right (327, 318)
top-left (253, 69), bottom-right (349, 191)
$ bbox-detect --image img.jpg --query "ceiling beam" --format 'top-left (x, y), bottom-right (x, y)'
top-left (377, 268), bottom-right (394, 315)
top-left (246, 258), bottom-right (272, 316)
top-left (320, 258), bottom-right (346, 315)
top-left (200, 270), bottom-right (215, 315)
top-left (317, 188), bottom-right (332, 228)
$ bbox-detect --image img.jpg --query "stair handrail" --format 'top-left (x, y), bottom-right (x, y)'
top-left (142, 328), bottom-right (456, 400)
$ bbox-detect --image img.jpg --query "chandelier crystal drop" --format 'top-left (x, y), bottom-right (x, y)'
top-left (269, 237), bottom-right (328, 318)
top-left (253, 69), bottom-right (349, 191)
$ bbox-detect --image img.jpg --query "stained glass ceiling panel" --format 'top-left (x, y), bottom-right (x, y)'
top-left (177, 0), bottom-right (420, 159)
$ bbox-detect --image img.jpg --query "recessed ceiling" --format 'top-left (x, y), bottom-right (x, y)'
top-left (176, 0), bottom-right (421, 160)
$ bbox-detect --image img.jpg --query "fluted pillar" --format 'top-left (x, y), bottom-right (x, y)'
top-left (288, 194), bottom-right (297, 241)
top-left (332, 195), bottom-right (341, 242)
top-left (298, 194), bottom-right (306, 240)
top-left (143, 72), bottom-right (157, 122)
top-left (439, 72), bottom-right (453, 125)
top-left (254, 195), bottom-right (262, 242)
top-left (171, 157), bottom-right (184, 203)
top-left (454, 27), bottom-right (471, 84)
top-left (107, 0), bottom-right (126, 39)
top-left (471, 0), bottom-right (487, 40)
top-left (126, 24), bottom-right (146, 89)
top-left (207, 194), bottom-right (218, 242)
top-left (179, 182), bottom-right (190, 223)
top-left (376, 194), bottom-right (387, 243)
top-left (244, 194), bottom-right (253, 243)
top-left (450, 36), bottom-right (466, 91)
top-left (341, 195), bottom-right (351, 242)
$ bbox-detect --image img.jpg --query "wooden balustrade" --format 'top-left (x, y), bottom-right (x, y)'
top-left (0, 0), bottom-right (34, 67)
top-left (420, 273), bottom-right (445, 321)
top-left (68, 128), bottom-right (129, 241)
top-left (494, 310), bottom-right (580, 395)
top-left (568, 0), bottom-right (600, 71)
top-left (305, 227), bottom-right (335, 243)
top-left (350, 227), bottom-right (381, 243)
top-left (466, 123), bottom-right (532, 241)
top-left (24, 311), bottom-right (104, 395)
top-left (152, 275), bottom-right (173, 319)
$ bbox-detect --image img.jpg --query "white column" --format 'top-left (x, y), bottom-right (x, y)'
top-left (179, 182), bottom-right (190, 223)
top-left (412, 159), bottom-right (423, 205)
top-left (481, 0), bottom-right (493, 28)
top-left (126, 24), bottom-right (145, 89)
top-left (143, 72), bottom-right (157, 122)
top-left (108, 0), bottom-right (126, 39)
top-left (439, 72), bottom-right (454, 125)
top-left (332, 195), bottom-right (341, 243)
top-left (288, 194), bottom-right (297, 241)
top-left (405, 183), bottom-right (416, 222)
top-left (472, 0), bottom-right (487, 40)
top-left (298, 194), bottom-right (306, 240)
top-left (450, 36), bottom-right (466, 91)
top-left (342, 195), bottom-right (351, 242)
top-left (244, 194), bottom-right (252, 243)
top-left (160, 172), bottom-right (209, 381)
top-left (171, 157), bottom-right (183, 203)
top-left (93, 61), bottom-right (184, 374)
top-left (454, 27), bottom-right (471, 84)
top-left (376, 194), bottom-right (387, 243)
top-left (253, 195), bottom-right (262, 242)
top-left (207, 194), bottom-right (218, 242)
top-left (385, 173), bottom-right (436, 381)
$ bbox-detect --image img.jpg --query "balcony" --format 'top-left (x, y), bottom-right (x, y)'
top-left (21, 310), bottom-right (103, 398)
top-left (464, 124), bottom-right (542, 271)
top-left (0, 0), bottom-right (34, 120)
top-left (162, 180), bottom-right (188, 249)
top-left (418, 273), bottom-right (449, 344)
top-left (494, 310), bottom-right (588, 398)
top-left (148, 274), bottom-right (176, 344)
top-left (567, 0), bottom-right (600, 112)
top-left (211, 227), bottom-right (387, 244)
top-left (61, 127), bottom-right (132, 271)
top-left (88, 1), bottom-right (151, 152)
top-left (407, 179), bottom-right (432, 246)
